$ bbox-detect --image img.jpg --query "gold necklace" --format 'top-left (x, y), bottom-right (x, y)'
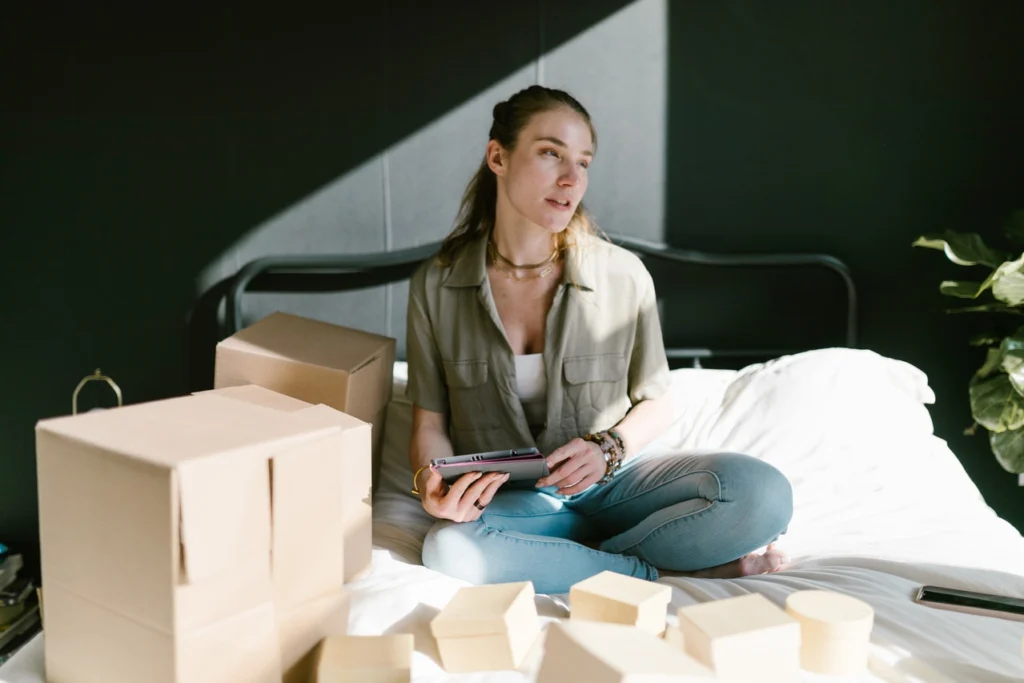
top-left (488, 240), bottom-right (560, 281)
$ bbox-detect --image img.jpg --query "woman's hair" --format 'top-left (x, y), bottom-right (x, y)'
top-left (437, 85), bottom-right (600, 266)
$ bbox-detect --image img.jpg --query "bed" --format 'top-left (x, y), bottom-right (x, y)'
top-left (3, 236), bottom-right (1023, 682)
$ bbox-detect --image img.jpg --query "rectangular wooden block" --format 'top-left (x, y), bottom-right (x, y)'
top-left (537, 620), bottom-right (715, 682)
top-left (570, 570), bottom-right (672, 636)
top-left (315, 634), bottom-right (414, 683)
top-left (430, 582), bottom-right (541, 673)
top-left (677, 593), bottom-right (801, 682)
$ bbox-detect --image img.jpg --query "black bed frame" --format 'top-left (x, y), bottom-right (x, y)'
top-left (222, 234), bottom-right (857, 368)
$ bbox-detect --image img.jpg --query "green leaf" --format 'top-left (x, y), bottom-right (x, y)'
top-left (988, 427), bottom-right (1024, 473)
top-left (939, 280), bottom-right (987, 298)
top-left (1003, 210), bottom-right (1024, 244)
top-left (999, 329), bottom-right (1024, 394)
top-left (969, 374), bottom-right (1024, 432)
top-left (991, 254), bottom-right (1024, 305)
top-left (913, 231), bottom-right (1008, 268)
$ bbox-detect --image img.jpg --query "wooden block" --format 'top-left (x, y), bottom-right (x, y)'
top-left (314, 634), bottom-right (414, 683)
top-left (536, 620), bottom-right (715, 682)
top-left (677, 593), bottom-right (801, 682)
top-left (785, 590), bottom-right (874, 676)
top-left (430, 582), bottom-right (541, 673)
top-left (570, 570), bottom-right (672, 636)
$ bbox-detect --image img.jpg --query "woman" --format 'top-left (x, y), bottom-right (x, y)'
top-left (405, 85), bottom-right (792, 595)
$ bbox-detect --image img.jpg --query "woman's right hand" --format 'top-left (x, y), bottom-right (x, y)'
top-left (419, 468), bottom-right (509, 522)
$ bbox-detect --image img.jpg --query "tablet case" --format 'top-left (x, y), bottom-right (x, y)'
top-left (431, 448), bottom-right (550, 485)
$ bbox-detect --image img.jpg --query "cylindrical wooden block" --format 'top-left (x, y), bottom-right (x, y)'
top-left (785, 590), bottom-right (874, 676)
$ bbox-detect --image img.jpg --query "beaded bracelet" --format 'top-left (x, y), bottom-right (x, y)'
top-left (583, 430), bottom-right (625, 485)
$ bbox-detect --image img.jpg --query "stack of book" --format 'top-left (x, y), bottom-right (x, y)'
top-left (0, 543), bottom-right (40, 666)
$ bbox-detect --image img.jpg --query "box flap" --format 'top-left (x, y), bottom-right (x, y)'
top-left (176, 450), bottom-right (272, 585)
top-left (291, 403), bottom-right (368, 432)
top-left (431, 582), bottom-right (534, 638)
top-left (218, 311), bottom-right (395, 374)
top-left (36, 394), bottom-right (341, 469)
top-left (195, 385), bottom-right (311, 413)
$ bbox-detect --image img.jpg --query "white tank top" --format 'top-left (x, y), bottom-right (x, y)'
top-left (514, 353), bottom-right (547, 434)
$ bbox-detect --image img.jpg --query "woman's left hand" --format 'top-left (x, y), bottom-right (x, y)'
top-left (536, 437), bottom-right (606, 495)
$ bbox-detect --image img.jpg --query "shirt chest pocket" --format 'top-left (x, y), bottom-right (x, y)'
top-left (442, 359), bottom-right (503, 432)
top-left (561, 354), bottom-right (630, 431)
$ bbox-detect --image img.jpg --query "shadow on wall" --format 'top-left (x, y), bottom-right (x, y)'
top-left (1, 1), bottom-right (640, 579)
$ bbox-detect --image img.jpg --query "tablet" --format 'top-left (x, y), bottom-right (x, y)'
top-left (431, 447), bottom-right (550, 485)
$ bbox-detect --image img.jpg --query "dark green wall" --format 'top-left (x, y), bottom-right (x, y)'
top-left (2, 2), bottom-right (1021, 582)
top-left (664, 1), bottom-right (1023, 531)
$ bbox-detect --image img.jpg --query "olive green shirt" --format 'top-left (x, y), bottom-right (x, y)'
top-left (406, 231), bottom-right (671, 456)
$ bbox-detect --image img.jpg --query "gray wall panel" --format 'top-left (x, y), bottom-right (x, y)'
top-left (542, 0), bottom-right (667, 242)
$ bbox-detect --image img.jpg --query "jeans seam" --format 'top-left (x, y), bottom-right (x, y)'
top-left (581, 468), bottom-right (725, 517)
top-left (612, 500), bottom-right (718, 554)
top-left (482, 511), bottom-right (572, 520)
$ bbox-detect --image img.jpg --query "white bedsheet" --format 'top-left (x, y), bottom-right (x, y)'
top-left (4, 349), bottom-right (1024, 682)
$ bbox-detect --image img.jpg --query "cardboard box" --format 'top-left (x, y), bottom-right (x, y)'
top-left (785, 590), bottom-right (874, 676)
top-left (569, 570), bottom-right (672, 636)
top-left (536, 620), bottom-right (715, 682)
top-left (214, 310), bottom-right (395, 502)
top-left (430, 582), bottom-right (541, 673)
top-left (314, 634), bottom-right (414, 683)
top-left (677, 593), bottom-right (801, 682)
top-left (35, 388), bottom-right (366, 683)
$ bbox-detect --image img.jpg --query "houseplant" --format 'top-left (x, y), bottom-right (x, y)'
top-left (913, 211), bottom-right (1024, 474)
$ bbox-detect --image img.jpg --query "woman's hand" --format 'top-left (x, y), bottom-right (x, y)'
top-left (419, 468), bottom-right (509, 522)
top-left (536, 438), bottom-right (606, 495)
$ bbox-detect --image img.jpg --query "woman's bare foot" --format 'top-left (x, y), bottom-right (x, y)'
top-left (659, 544), bottom-right (790, 580)
top-left (738, 543), bottom-right (789, 575)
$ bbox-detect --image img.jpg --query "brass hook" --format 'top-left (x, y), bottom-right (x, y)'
top-left (72, 369), bottom-right (123, 415)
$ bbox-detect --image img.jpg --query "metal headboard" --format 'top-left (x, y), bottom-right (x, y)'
top-left (223, 234), bottom-right (857, 367)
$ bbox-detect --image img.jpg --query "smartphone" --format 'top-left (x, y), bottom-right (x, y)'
top-left (914, 585), bottom-right (1024, 622)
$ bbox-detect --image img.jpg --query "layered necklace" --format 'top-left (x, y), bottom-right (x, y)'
top-left (488, 238), bottom-right (561, 281)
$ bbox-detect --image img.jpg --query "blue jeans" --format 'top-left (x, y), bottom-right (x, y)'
top-left (421, 452), bottom-right (793, 594)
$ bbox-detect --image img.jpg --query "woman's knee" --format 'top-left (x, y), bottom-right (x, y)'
top-left (421, 520), bottom-right (489, 584)
top-left (704, 452), bottom-right (794, 535)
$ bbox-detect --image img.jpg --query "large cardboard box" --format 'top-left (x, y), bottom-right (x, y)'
top-left (214, 312), bottom-right (396, 567)
top-left (35, 387), bottom-right (366, 683)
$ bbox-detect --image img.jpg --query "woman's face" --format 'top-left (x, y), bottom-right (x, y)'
top-left (491, 107), bottom-right (594, 234)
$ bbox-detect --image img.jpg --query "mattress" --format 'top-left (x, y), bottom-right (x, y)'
top-left (4, 349), bottom-right (1024, 682)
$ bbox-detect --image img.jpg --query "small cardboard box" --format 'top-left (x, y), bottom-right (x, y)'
top-left (677, 593), bottom-right (801, 682)
top-left (214, 311), bottom-right (396, 544)
top-left (314, 634), bottom-right (414, 683)
top-left (569, 570), bottom-right (672, 636)
top-left (536, 620), bottom-right (715, 682)
top-left (430, 582), bottom-right (541, 673)
top-left (35, 388), bottom-right (366, 683)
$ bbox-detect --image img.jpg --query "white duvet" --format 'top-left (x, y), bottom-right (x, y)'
top-left (4, 349), bottom-right (1023, 682)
